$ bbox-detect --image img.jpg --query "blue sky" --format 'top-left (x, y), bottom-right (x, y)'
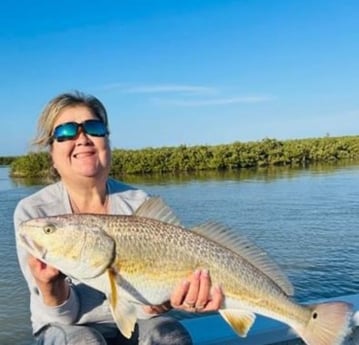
top-left (1, 0), bottom-right (358, 156)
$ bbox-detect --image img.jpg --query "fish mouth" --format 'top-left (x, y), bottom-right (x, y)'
top-left (19, 234), bottom-right (47, 259)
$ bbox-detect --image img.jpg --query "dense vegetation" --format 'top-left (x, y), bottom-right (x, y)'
top-left (8, 136), bottom-right (359, 179)
top-left (10, 152), bottom-right (52, 179)
top-left (0, 156), bottom-right (17, 165)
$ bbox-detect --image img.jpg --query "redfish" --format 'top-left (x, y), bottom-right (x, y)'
top-left (18, 197), bottom-right (352, 345)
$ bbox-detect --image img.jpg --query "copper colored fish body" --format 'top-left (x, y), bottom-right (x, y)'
top-left (18, 197), bottom-right (353, 345)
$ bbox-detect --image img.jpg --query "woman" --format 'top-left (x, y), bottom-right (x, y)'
top-left (14, 91), bottom-right (223, 345)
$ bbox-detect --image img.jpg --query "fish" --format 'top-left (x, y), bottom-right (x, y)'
top-left (17, 197), bottom-right (353, 345)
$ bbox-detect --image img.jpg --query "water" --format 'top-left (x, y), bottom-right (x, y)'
top-left (1, 163), bottom-right (359, 344)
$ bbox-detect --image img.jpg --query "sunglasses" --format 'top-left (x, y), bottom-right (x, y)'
top-left (52, 119), bottom-right (109, 142)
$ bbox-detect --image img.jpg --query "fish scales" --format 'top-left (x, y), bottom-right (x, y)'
top-left (62, 214), bottom-right (342, 333)
top-left (17, 197), bottom-right (353, 345)
top-left (112, 216), bottom-right (310, 328)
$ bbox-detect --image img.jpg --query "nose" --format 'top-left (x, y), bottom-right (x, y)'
top-left (75, 127), bottom-right (92, 144)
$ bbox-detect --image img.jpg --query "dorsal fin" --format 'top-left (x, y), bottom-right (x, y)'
top-left (134, 196), bottom-right (181, 226)
top-left (191, 222), bottom-right (294, 296)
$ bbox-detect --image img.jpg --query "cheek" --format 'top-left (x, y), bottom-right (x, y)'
top-left (96, 138), bottom-right (111, 160)
top-left (98, 136), bottom-right (110, 148)
top-left (100, 148), bottom-right (112, 170)
top-left (51, 143), bottom-right (72, 166)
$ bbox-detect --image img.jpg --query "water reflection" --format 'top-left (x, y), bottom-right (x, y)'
top-left (100, 161), bottom-right (359, 185)
top-left (5, 160), bottom-right (358, 188)
top-left (81, 160), bottom-right (359, 185)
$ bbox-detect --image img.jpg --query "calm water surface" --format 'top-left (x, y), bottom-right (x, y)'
top-left (1, 163), bottom-right (359, 344)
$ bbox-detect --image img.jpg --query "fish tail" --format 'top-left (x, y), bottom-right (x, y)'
top-left (294, 302), bottom-right (353, 345)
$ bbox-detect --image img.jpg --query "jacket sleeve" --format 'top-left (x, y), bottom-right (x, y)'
top-left (14, 198), bottom-right (80, 333)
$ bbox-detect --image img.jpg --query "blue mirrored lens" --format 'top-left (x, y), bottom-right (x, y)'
top-left (82, 120), bottom-right (108, 137)
top-left (53, 123), bottom-right (78, 142)
top-left (52, 120), bottom-right (108, 142)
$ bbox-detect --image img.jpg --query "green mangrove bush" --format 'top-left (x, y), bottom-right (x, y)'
top-left (7, 135), bottom-right (359, 179)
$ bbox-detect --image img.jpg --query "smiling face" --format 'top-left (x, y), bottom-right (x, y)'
top-left (50, 105), bottom-right (111, 184)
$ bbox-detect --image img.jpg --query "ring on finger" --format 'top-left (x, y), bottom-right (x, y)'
top-left (183, 301), bottom-right (195, 310)
top-left (195, 304), bottom-right (205, 312)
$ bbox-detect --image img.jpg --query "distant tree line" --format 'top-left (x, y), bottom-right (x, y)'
top-left (8, 135), bottom-right (359, 179)
top-left (0, 156), bottom-right (17, 165)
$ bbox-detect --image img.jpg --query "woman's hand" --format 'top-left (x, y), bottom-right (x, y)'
top-left (170, 269), bottom-right (223, 313)
top-left (143, 269), bottom-right (223, 316)
top-left (28, 255), bottom-right (70, 306)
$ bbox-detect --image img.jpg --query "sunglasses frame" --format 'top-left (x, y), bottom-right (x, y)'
top-left (51, 119), bottom-right (109, 143)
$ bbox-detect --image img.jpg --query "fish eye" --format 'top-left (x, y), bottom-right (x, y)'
top-left (43, 224), bottom-right (56, 234)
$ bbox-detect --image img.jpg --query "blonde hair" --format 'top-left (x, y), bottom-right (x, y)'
top-left (32, 91), bottom-right (109, 149)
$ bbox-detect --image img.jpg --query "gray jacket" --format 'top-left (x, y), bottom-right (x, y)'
top-left (14, 178), bottom-right (148, 336)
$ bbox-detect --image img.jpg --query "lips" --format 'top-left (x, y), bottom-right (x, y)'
top-left (73, 151), bottom-right (96, 158)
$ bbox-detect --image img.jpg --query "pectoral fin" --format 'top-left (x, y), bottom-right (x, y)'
top-left (219, 309), bottom-right (256, 337)
top-left (107, 269), bottom-right (137, 339)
